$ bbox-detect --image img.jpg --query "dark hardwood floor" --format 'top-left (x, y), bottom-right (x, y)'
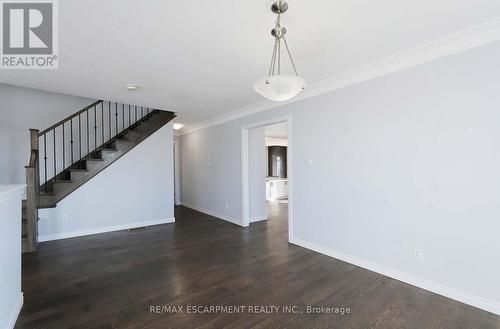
top-left (16, 203), bottom-right (500, 329)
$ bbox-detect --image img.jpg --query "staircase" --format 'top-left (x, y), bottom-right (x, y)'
top-left (23, 100), bottom-right (175, 252)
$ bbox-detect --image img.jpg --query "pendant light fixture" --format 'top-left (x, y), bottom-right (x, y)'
top-left (254, 0), bottom-right (306, 102)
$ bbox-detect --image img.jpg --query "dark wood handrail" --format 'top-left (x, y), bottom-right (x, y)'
top-left (38, 100), bottom-right (103, 136)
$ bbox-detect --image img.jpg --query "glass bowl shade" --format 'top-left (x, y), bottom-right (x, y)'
top-left (254, 75), bottom-right (306, 101)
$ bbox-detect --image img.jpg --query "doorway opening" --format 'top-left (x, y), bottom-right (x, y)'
top-left (241, 116), bottom-right (292, 242)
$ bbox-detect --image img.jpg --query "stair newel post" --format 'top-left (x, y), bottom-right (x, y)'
top-left (25, 128), bottom-right (40, 252)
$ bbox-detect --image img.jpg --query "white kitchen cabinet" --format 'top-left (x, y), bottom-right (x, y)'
top-left (266, 179), bottom-right (288, 201)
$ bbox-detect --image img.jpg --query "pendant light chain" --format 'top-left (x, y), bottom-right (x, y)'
top-left (277, 36), bottom-right (281, 75)
top-left (282, 36), bottom-right (298, 76)
top-left (266, 7), bottom-right (299, 77)
top-left (268, 38), bottom-right (278, 77)
top-left (277, 14), bottom-right (281, 75)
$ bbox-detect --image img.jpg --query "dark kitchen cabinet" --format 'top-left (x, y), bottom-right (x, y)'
top-left (268, 146), bottom-right (287, 178)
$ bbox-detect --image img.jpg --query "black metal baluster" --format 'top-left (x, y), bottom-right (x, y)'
top-left (122, 104), bottom-right (125, 132)
top-left (44, 134), bottom-right (47, 192)
top-left (70, 119), bottom-right (74, 164)
top-left (79, 114), bottom-right (82, 159)
top-left (101, 102), bottom-right (104, 146)
top-left (53, 129), bottom-right (56, 182)
top-left (141, 106), bottom-right (144, 120)
top-left (86, 109), bottom-right (90, 156)
top-left (62, 123), bottom-right (65, 170)
top-left (129, 105), bottom-right (131, 126)
top-left (107, 102), bottom-right (111, 141)
top-left (115, 102), bottom-right (118, 136)
top-left (94, 106), bottom-right (97, 150)
top-left (135, 106), bottom-right (137, 123)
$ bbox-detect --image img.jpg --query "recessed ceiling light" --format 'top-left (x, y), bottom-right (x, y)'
top-left (125, 84), bottom-right (138, 91)
top-left (173, 123), bottom-right (184, 130)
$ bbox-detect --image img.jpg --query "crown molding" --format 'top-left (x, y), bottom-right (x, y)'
top-left (181, 18), bottom-right (500, 135)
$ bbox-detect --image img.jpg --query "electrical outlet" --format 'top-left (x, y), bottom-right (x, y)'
top-left (62, 214), bottom-right (69, 222)
top-left (414, 248), bottom-right (424, 261)
top-left (225, 202), bottom-right (229, 209)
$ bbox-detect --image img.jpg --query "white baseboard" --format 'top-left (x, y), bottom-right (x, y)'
top-left (181, 202), bottom-right (243, 227)
top-left (39, 218), bottom-right (175, 242)
top-left (290, 237), bottom-right (500, 316)
top-left (250, 215), bottom-right (268, 223)
top-left (7, 292), bottom-right (23, 329)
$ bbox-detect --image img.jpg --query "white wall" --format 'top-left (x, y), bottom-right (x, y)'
top-left (174, 134), bottom-right (182, 205)
top-left (0, 84), bottom-right (93, 184)
top-left (180, 123), bottom-right (243, 224)
top-left (248, 127), bottom-right (266, 222)
top-left (0, 185), bottom-right (24, 329)
top-left (180, 41), bottom-right (500, 314)
top-left (38, 123), bottom-right (175, 241)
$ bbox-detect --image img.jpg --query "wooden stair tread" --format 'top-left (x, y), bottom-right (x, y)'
top-left (39, 192), bottom-right (56, 196)
top-left (38, 203), bottom-right (57, 209)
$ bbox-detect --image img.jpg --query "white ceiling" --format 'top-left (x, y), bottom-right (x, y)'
top-left (1, 1), bottom-right (500, 127)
